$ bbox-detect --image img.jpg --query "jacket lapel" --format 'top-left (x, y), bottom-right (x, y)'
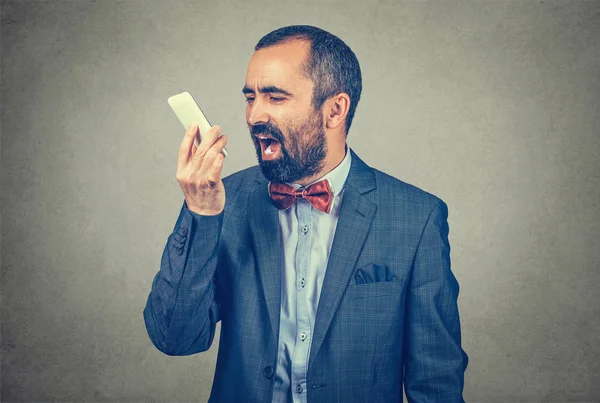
top-left (309, 149), bottom-right (377, 367)
top-left (248, 172), bottom-right (282, 345)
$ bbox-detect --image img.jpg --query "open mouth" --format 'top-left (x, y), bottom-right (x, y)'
top-left (256, 135), bottom-right (281, 159)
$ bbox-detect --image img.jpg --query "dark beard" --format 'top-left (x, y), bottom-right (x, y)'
top-left (250, 113), bottom-right (327, 184)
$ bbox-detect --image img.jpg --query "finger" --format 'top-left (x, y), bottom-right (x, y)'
top-left (177, 124), bottom-right (199, 171)
top-left (198, 135), bottom-right (228, 176)
top-left (215, 134), bottom-right (228, 154)
top-left (206, 152), bottom-right (225, 186)
top-left (191, 125), bottom-right (221, 166)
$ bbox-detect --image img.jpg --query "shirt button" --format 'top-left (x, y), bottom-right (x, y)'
top-left (300, 332), bottom-right (307, 341)
top-left (296, 384), bottom-right (303, 393)
top-left (299, 278), bottom-right (306, 287)
top-left (263, 365), bottom-right (274, 379)
top-left (177, 227), bottom-right (187, 236)
top-left (301, 225), bottom-right (309, 234)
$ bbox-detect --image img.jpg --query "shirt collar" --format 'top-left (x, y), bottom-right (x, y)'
top-left (289, 144), bottom-right (352, 197)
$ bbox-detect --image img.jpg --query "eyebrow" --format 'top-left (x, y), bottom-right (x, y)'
top-left (242, 85), bottom-right (293, 97)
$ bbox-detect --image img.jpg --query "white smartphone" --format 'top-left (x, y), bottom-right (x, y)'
top-left (167, 91), bottom-right (228, 158)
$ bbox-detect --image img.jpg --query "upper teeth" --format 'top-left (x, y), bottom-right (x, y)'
top-left (258, 136), bottom-right (268, 140)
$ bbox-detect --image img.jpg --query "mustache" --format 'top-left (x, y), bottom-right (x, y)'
top-left (250, 122), bottom-right (283, 143)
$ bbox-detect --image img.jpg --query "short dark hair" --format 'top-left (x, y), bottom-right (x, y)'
top-left (255, 25), bottom-right (362, 135)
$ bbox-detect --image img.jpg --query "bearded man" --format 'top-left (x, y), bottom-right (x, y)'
top-left (144, 25), bottom-right (468, 403)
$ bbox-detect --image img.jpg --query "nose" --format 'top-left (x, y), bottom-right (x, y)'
top-left (246, 98), bottom-right (269, 126)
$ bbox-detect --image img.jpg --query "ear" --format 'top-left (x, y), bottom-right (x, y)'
top-left (324, 93), bottom-right (350, 131)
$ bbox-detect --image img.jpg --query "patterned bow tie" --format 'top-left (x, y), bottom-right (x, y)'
top-left (268, 179), bottom-right (334, 214)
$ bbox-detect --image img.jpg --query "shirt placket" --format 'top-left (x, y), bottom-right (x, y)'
top-left (291, 198), bottom-right (312, 403)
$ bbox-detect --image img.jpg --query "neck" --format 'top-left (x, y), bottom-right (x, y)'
top-left (296, 143), bottom-right (347, 186)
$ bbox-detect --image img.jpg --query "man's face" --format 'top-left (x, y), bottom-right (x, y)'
top-left (243, 40), bottom-right (327, 184)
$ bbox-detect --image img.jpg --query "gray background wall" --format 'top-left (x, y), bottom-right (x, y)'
top-left (1, 0), bottom-right (599, 402)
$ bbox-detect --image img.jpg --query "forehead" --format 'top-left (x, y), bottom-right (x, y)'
top-left (245, 39), bottom-right (312, 89)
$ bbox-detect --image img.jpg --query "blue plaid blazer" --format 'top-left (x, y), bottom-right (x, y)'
top-left (144, 148), bottom-right (468, 402)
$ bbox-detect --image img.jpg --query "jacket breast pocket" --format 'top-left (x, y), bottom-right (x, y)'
top-left (346, 279), bottom-right (405, 299)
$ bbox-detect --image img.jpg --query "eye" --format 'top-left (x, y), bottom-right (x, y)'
top-left (270, 96), bottom-right (285, 103)
top-left (245, 97), bottom-right (255, 103)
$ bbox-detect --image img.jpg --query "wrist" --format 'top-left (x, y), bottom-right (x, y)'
top-left (185, 202), bottom-right (223, 216)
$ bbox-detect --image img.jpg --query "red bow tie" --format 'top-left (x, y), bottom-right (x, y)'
top-left (269, 179), bottom-right (333, 214)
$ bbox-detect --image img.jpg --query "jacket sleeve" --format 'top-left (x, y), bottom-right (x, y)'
top-left (143, 201), bottom-right (223, 356)
top-left (403, 200), bottom-right (469, 402)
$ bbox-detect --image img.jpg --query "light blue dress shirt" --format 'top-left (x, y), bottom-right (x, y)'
top-left (271, 146), bottom-right (352, 403)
